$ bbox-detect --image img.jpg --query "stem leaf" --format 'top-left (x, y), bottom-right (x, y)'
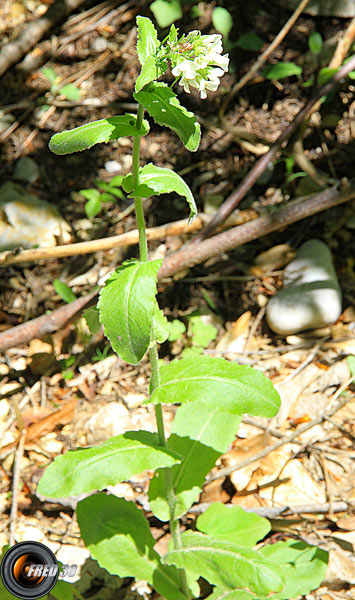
top-left (98, 259), bottom-right (162, 364)
top-left (134, 82), bottom-right (201, 152)
top-left (149, 402), bottom-right (241, 521)
top-left (196, 503), bottom-right (270, 547)
top-left (49, 114), bottom-right (149, 155)
top-left (77, 494), bottom-right (187, 600)
top-left (148, 357), bottom-right (281, 417)
top-left (122, 163), bottom-right (197, 222)
top-left (37, 430), bottom-right (181, 497)
top-left (136, 16), bottom-right (159, 66)
top-left (163, 531), bottom-right (285, 597)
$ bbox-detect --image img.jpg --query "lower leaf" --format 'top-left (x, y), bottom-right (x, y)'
top-left (163, 531), bottom-right (285, 598)
top-left (77, 494), bottom-right (187, 600)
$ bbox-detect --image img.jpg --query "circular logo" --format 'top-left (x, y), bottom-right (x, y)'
top-left (1, 542), bottom-right (59, 599)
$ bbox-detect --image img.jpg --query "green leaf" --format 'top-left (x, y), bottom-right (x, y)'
top-left (149, 402), bottom-right (241, 521)
top-left (134, 82), bottom-right (200, 152)
top-left (136, 55), bottom-right (160, 92)
top-left (98, 259), bottom-right (162, 364)
top-left (168, 319), bottom-right (186, 341)
top-left (49, 114), bottom-right (149, 155)
top-left (236, 33), bottom-right (263, 51)
top-left (79, 188), bottom-right (101, 201)
top-left (259, 539), bottom-right (328, 599)
top-left (83, 306), bottom-right (101, 335)
top-left (149, 357), bottom-right (281, 417)
top-left (196, 503), bottom-right (270, 546)
top-left (208, 588), bottom-right (256, 600)
top-left (77, 494), bottom-right (187, 600)
top-left (58, 84), bottom-right (80, 101)
top-left (212, 7), bottom-right (233, 40)
top-left (85, 196), bottom-right (101, 217)
top-left (50, 579), bottom-right (73, 600)
top-left (136, 16), bottom-right (159, 66)
top-left (37, 430), bottom-right (181, 497)
top-left (152, 303), bottom-right (169, 344)
top-left (163, 531), bottom-right (285, 597)
top-left (308, 31), bottom-right (323, 55)
top-left (122, 163), bottom-right (197, 223)
top-left (180, 346), bottom-right (203, 358)
top-left (150, 0), bottom-right (182, 28)
top-left (189, 315), bottom-right (217, 347)
top-left (317, 67), bottom-right (338, 86)
top-left (96, 180), bottom-right (124, 199)
top-left (42, 67), bottom-right (57, 85)
top-left (346, 355), bottom-right (355, 377)
top-left (262, 62), bottom-right (302, 80)
top-left (54, 280), bottom-right (77, 303)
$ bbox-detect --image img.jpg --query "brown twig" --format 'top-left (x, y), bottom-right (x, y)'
top-left (9, 429), bottom-right (26, 546)
top-left (0, 213), bottom-right (255, 267)
top-left (196, 54), bottom-right (355, 242)
top-left (0, 183), bottom-right (353, 352)
top-left (0, 0), bottom-right (86, 78)
top-left (158, 183), bottom-right (355, 278)
top-left (188, 500), bottom-right (352, 518)
top-left (206, 376), bottom-right (354, 482)
top-left (220, 0), bottom-right (311, 116)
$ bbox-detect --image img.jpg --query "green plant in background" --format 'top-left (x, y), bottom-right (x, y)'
top-left (41, 67), bottom-right (80, 102)
top-left (36, 17), bottom-right (328, 600)
top-left (79, 175), bottom-right (124, 218)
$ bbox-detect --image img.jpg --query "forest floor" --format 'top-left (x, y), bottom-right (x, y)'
top-left (0, 1), bottom-right (354, 599)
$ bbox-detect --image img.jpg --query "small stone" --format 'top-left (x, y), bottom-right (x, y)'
top-left (266, 239), bottom-right (342, 335)
top-left (13, 156), bottom-right (39, 183)
top-left (91, 36), bottom-right (108, 53)
top-left (104, 160), bottom-right (121, 173)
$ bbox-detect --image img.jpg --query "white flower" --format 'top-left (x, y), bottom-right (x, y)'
top-left (172, 58), bottom-right (199, 80)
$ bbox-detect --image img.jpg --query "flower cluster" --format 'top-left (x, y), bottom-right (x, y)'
top-left (168, 31), bottom-right (229, 99)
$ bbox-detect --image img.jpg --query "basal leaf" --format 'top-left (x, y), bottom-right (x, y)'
top-left (149, 402), bottom-right (241, 521)
top-left (49, 114), bottom-right (149, 155)
top-left (134, 82), bottom-right (200, 151)
top-left (208, 589), bottom-right (255, 600)
top-left (77, 494), bottom-right (186, 600)
top-left (149, 357), bottom-right (281, 417)
top-left (259, 539), bottom-right (328, 600)
top-left (163, 531), bottom-right (285, 597)
top-left (98, 259), bottom-right (162, 364)
top-left (196, 503), bottom-right (270, 547)
top-left (122, 164), bottom-right (197, 222)
top-left (37, 430), bottom-right (181, 497)
top-left (308, 31), bottom-right (323, 56)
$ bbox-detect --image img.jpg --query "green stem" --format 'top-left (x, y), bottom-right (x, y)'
top-left (133, 102), bottom-right (190, 600)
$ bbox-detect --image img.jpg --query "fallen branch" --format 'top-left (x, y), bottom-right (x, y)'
top-left (0, 0), bottom-right (85, 78)
top-left (196, 54), bottom-right (355, 241)
top-left (188, 500), bottom-right (352, 518)
top-left (159, 182), bottom-right (355, 278)
top-left (0, 211), bottom-right (257, 267)
top-left (0, 182), bottom-right (353, 352)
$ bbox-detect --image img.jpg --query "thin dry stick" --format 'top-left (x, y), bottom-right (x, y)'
top-left (220, 0), bottom-right (311, 116)
top-left (0, 184), bottom-right (353, 352)
top-left (188, 501), bottom-right (352, 518)
top-left (9, 430), bottom-right (26, 546)
top-left (207, 377), bottom-right (354, 482)
top-left (0, 0), bottom-right (86, 77)
top-left (196, 54), bottom-right (355, 242)
top-left (0, 212), bottom-right (256, 268)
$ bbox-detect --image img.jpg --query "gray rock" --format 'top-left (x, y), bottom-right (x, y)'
top-left (266, 239), bottom-right (342, 335)
top-left (13, 156), bottom-right (39, 183)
